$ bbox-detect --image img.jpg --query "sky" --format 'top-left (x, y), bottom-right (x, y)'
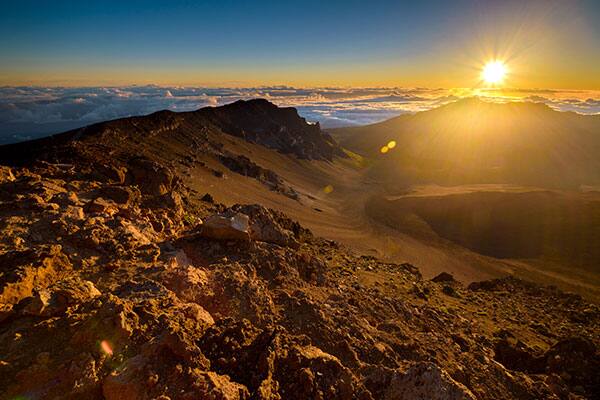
top-left (1, 0), bottom-right (599, 88)
top-left (1, 1), bottom-right (599, 143)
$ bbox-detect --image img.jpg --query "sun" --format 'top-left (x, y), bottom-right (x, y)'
top-left (481, 61), bottom-right (507, 85)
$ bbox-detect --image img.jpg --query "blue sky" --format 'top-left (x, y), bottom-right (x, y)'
top-left (1, 0), bottom-right (599, 88)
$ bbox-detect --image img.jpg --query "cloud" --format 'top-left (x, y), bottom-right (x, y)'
top-left (0, 85), bottom-right (599, 144)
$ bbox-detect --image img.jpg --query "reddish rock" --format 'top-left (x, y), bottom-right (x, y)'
top-left (85, 197), bottom-right (119, 216)
top-left (0, 245), bottom-right (71, 306)
top-left (0, 165), bottom-right (15, 183)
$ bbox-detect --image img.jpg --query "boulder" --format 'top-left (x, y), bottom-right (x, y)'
top-left (127, 158), bottom-right (177, 196)
top-left (231, 205), bottom-right (300, 248)
top-left (200, 213), bottom-right (250, 241)
top-left (431, 272), bottom-right (456, 283)
top-left (442, 285), bottom-right (460, 297)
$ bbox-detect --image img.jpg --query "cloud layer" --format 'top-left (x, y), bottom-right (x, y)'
top-left (1, 86), bottom-right (599, 144)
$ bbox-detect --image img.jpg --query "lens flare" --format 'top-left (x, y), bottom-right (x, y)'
top-left (100, 340), bottom-right (113, 356)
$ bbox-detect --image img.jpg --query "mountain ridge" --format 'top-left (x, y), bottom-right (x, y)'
top-left (332, 97), bottom-right (600, 189)
top-left (0, 99), bottom-right (346, 166)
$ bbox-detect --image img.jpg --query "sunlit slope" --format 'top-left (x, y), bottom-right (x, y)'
top-left (332, 98), bottom-right (600, 189)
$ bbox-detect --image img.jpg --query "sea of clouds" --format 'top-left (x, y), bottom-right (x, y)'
top-left (0, 86), bottom-right (599, 144)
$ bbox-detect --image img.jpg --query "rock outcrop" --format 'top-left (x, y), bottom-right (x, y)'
top-left (200, 99), bottom-right (346, 161)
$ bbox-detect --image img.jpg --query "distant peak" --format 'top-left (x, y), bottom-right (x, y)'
top-left (222, 98), bottom-right (280, 110)
top-left (438, 96), bottom-right (556, 114)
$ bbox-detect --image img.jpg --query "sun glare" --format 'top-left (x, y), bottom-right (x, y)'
top-left (482, 61), bottom-right (507, 85)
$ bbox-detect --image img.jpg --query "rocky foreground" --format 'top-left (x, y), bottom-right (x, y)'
top-left (0, 100), bottom-right (599, 399)
top-left (0, 159), bottom-right (598, 400)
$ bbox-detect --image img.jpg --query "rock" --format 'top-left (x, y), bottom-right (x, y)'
top-left (0, 165), bottom-right (15, 183)
top-left (30, 180), bottom-right (67, 201)
top-left (0, 245), bottom-right (71, 306)
top-left (219, 154), bottom-right (298, 199)
top-left (0, 303), bottom-right (14, 323)
top-left (200, 213), bottom-right (250, 241)
top-left (84, 197), bottom-right (119, 216)
top-left (103, 354), bottom-right (147, 400)
top-left (99, 185), bottom-right (141, 207)
top-left (545, 337), bottom-right (599, 389)
top-left (442, 285), bottom-right (459, 297)
top-left (148, 191), bottom-right (184, 216)
top-left (383, 362), bottom-right (477, 400)
top-left (231, 205), bottom-right (300, 248)
top-left (196, 371), bottom-right (250, 400)
top-left (451, 334), bottom-right (470, 352)
top-left (96, 164), bottom-right (127, 184)
top-left (181, 303), bottom-right (215, 326)
top-left (163, 248), bottom-right (192, 269)
top-left (276, 345), bottom-right (356, 400)
top-left (128, 157), bottom-right (177, 196)
top-left (493, 338), bottom-right (545, 373)
top-left (52, 191), bottom-right (81, 207)
top-left (432, 272), bottom-right (456, 283)
top-left (201, 193), bottom-right (215, 203)
top-left (163, 266), bottom-right (211, 304)
top-left (21, 288), bottom-right (52, 316)
top-left (117, 219), bottom-right (156, 248)
top-left (468, 276), bottom-right (541, 294)
top-left (22, 278), bottom-right (101, 317)
top-left (64, 205), bottom-right (85, 221)
top-left (18, 193), bottom-right (46, 210)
